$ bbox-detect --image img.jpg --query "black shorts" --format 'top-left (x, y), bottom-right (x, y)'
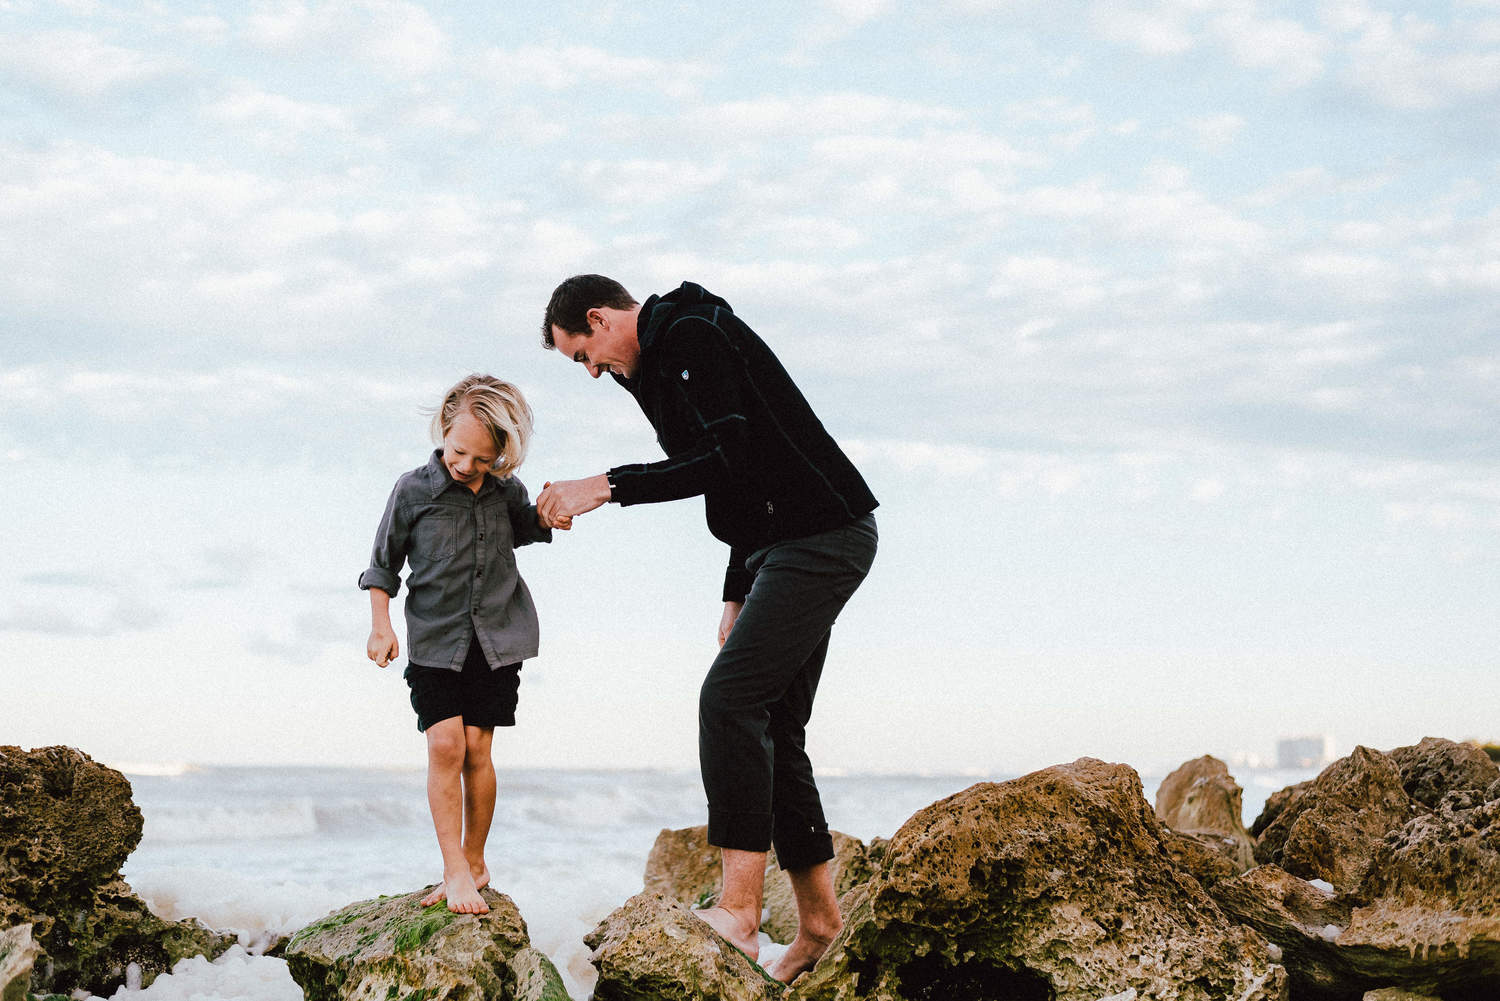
top-left (404, 637), bottom-right (521, 733)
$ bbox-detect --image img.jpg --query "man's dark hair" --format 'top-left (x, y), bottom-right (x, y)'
top-left (541, 275), bottom-right (638, 348)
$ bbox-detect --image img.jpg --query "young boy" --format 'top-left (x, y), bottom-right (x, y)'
top-left (360, 374), bottom-right (568, 914)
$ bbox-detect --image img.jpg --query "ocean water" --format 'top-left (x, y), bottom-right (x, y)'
top-left (101, 763), bottom-right (1312, 1001)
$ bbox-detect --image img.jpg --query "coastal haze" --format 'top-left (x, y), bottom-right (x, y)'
top-left (3, 1), bottom-right (1499, 779)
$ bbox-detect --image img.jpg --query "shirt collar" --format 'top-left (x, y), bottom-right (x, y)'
top-left (425, 448), bottom-right (500, 499)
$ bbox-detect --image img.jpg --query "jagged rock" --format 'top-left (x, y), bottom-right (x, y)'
top-left (641, 826), bottom-right (877, 944)
top-left (1387, 737), bottom-right (1500, 809)
top-left (1213, 865), bottom-right (1365, 999)
top-left (0, 746), bottom-right (141, 899)
top-left (643, 827), bottom-right (722, 909)
top-left (1363, 990), bottom-right (1442, 1001)
top-left (1252, 779), bottom-right (1311, 837)
top-left (2, 924), bottom-right (39, 1001)
top-left (791, 758), bottom-right (1286, 1001)
top-left (1212, 743), bottom-right (1500, 1001)
top-left (1339, 791), bottom-right (1500, 999)
top-left (1253, 746), bottom-right (1413, 894)
top-left (1159, 828), bottom-right (1242, 891)
top-left (584, 892), bottom-right (781, 1001)
top-left (283, 887), bottom-right (566, 1001)
top-left (1154, 755), bottom-right (1255, 871)
top-left (0, 745), bottom-right (235, 996)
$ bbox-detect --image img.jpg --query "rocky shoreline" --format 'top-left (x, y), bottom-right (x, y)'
top-left (3, 739), bottom-right (1497, 1001)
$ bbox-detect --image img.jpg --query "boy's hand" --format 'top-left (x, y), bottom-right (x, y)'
top-left (538, 475), bottom-right (610, 524)
top-left (537, 501), bottom-right (573, 531)
top-left (367, 627), bottom-right (399, 668)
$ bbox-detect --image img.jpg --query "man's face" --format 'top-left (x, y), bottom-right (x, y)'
top-left (551, 309), bottom-right (639, 380)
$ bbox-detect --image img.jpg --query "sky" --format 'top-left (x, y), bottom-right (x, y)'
top-left (1, 0), bottom-right (1497, 778)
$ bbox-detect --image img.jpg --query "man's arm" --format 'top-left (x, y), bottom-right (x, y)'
top-left (606, 320), bottom-right (752, 507)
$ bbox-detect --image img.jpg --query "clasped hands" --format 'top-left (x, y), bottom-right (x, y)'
top-left (537, 473), bottom-right (612, 530)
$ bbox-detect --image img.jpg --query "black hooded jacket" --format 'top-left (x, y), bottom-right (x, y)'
top-left (606, 283), bottom-right (878, 602)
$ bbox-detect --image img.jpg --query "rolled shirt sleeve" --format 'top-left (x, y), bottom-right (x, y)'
top-left (359, 482), bottom-right (410, 597)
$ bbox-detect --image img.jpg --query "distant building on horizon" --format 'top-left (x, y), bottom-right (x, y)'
top-left (1277, 734), bottom-right (1336, 769)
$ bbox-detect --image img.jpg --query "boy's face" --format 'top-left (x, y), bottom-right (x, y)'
top-left (443, 410), bottom-right (499, 492)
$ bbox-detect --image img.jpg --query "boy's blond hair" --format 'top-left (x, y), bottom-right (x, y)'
top-left (429, 374), bottom-right (533, 478)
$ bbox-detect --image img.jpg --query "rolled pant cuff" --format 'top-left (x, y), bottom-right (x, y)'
top-left (773, 830), bottom-right (835, 871)
top-left (708, 809), bottom-right (774, 852)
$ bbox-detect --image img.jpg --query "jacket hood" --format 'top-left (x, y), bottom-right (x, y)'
top-left (637, 281), bottom-right (733, 354)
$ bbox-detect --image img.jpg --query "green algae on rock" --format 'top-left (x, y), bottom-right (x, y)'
top-left (284, 887), bottom-right (566, 1001)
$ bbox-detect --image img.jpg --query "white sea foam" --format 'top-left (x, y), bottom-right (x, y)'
top-left (104, 947), bottom-right (301, 1001)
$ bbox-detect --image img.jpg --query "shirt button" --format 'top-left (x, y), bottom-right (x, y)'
top-left (766, 501), bottom-right (775, 514)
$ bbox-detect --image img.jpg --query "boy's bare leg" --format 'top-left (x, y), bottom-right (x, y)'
top-left (693, 847), bottom-right (765, 962)
top-left (418, 717), bottom-right (489, 914)
top-left (462, 724), bottom-right (496, 892)
top-left (765, 861), bottom-right (843, 983)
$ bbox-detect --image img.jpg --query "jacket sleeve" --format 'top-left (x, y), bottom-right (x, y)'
top-left (506, 475), bottom-right (553, 547)
top-left (359, 483), bottom-right (409, 596)
top-left (607, 318), bottom-right (751, 507)
top-left (722, 544), bottom-right (753, 603)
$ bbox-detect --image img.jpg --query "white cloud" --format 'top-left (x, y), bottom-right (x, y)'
top-left (0, 29), bottom-right (180, 97)
top-left (702, 93), bottom-right (964, 137)
top-left (206, 85), bottom-right (353, 135)
top-left (1343, 9), bottom-right (1500, 108)
top-left (559, 159), bottom-right (729, 206)
top-left (987, 255), bottom-right (1110, 310)
top-left (482, 44), bottom-right (711, 100)
top-left (824, 0), bottom-right (890, 26)
top-left (1188, 113), bottom-right (1246, 150)
top-left (1214, 9), bottom-right (1328, 87)
top-left (245, 0), bottom-right (448, 77)
top-left (1089, 2), bottom-right (1197, 55)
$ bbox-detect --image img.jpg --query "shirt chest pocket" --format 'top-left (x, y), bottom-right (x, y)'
top-left (411, 510), bottom-right (457, 560)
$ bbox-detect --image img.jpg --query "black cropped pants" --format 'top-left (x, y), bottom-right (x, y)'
top-left (700, 513), bottom-right (877, 871)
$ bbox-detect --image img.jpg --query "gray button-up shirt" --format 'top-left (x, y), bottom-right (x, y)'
top-left (359, 450), bottom-right (551, 671)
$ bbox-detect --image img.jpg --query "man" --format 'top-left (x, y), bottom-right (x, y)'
top-left (535, 275), bottom-right (878, 982)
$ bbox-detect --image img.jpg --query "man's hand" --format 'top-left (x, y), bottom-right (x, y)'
top-left (718, 601), bottom-right (743, 647)
top-left (538, 506), bottom-right (573, 531)
top-left (367, 627), bottom-right (399, 668)
top-left (538, 475), bottom-right (611, 525)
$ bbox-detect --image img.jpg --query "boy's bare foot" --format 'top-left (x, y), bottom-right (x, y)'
top-left (419, 870), bottom-right (490, 914)
top-left (471, 861), bottom-right (490, 892)
top-left (765, 925), bottom-right (840, 984)
top-left (691, 905), bottom-right (760, 962)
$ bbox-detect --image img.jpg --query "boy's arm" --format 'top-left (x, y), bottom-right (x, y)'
top-left (507, 476), bottom-right (557, 546)
top-left (360, 484), bottom-right (409, 666)
top-left (367, 587), bottom-right (399, 667)
top-left (359, 485), bottom-right (409, 596)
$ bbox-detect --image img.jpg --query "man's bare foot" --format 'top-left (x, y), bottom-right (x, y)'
top-left (419, 870), bottom-right (490, 914)
top-left (765, 925), bottom-right (840, 984)
top-left (692, 905), bottom-right (760, 962)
